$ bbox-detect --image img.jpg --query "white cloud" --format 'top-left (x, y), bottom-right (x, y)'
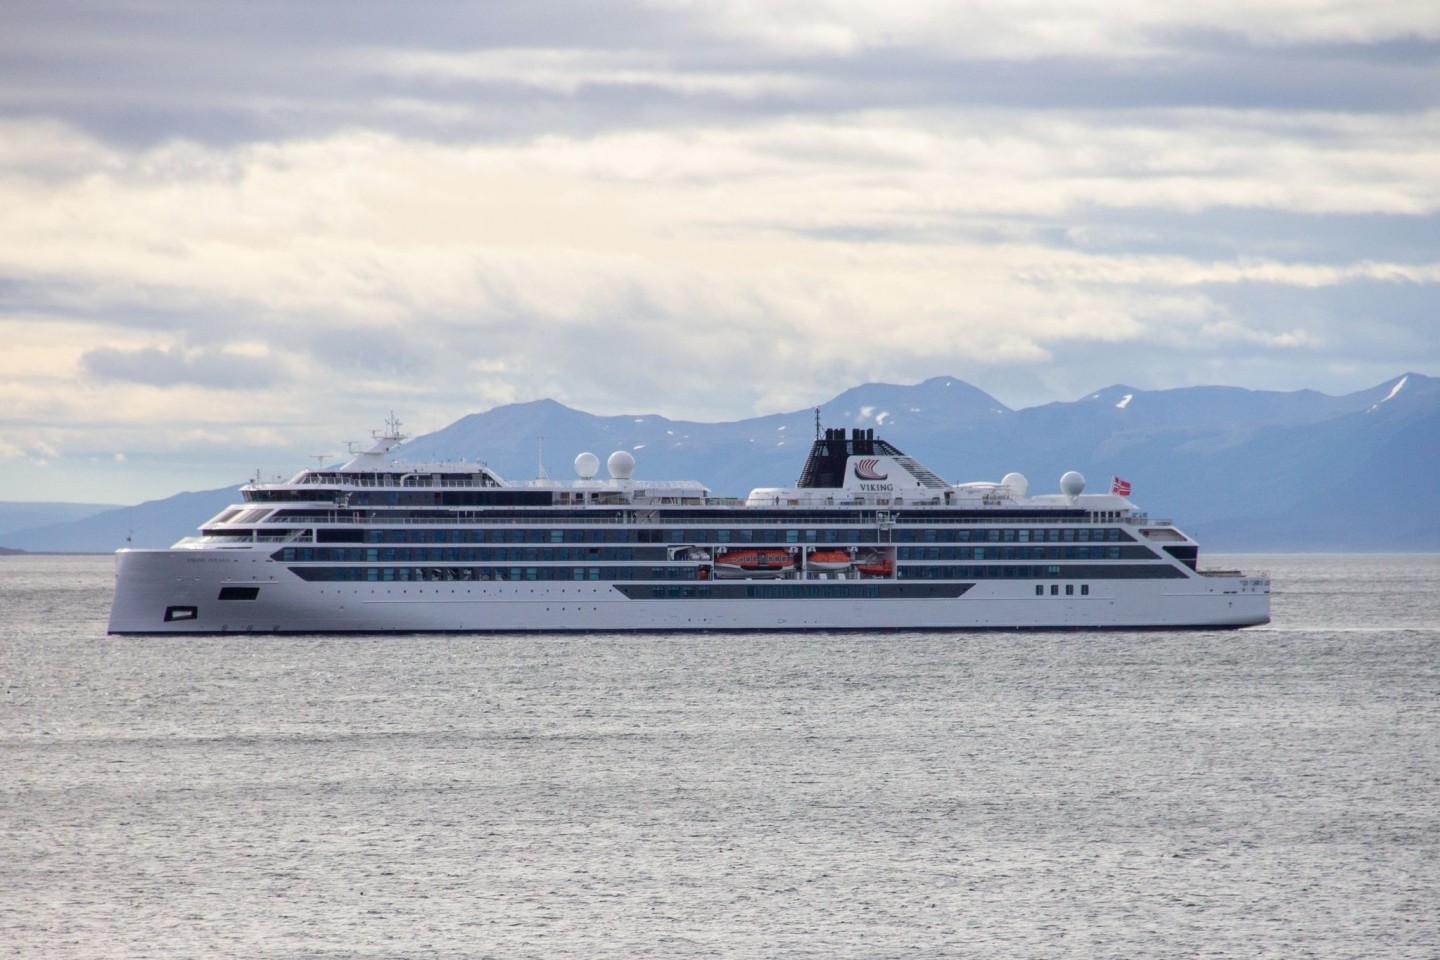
top-left (0, 1), bottom-right (1436, 499)
top-left (368, 48), bottom-right (822, 100)
top-left (0, 113), bottom-right (1434, 430)
top-left (82, 344), bottom-right (286, 388)
top-left (655, 0), bottom-right (1440, 56)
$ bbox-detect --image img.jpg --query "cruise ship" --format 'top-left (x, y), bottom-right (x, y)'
top-left (107, 419), bottom-right (1270, 633)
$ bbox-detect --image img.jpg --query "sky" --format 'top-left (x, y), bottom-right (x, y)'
top-left (2, 0), bottom-right (1438, 504)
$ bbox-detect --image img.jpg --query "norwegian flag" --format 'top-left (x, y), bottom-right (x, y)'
top-left (1111, 476), bottom-right (1132, 496)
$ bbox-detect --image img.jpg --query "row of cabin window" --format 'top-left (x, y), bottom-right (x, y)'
top-left (277, 546), bottom-right (656, 563)
top-left (291, 563), bottom-right (1165, 583)
top-left (294, 565), bottom-right (703, 583)
top-left (278, 544), bottom-right (1138, 564)
top-left (897, 527), bottom-right (1128, 543)
top-left (631, 584), bottom-right (891, 600)
top-left (349, 526), bottom-right (1131, 546)
top-left (1037, 584), bottom-right (1090, 596)
top-left (898, 544), bottom-right (1152, 561)
top-left (900, 563), bottom-right (1186, 580)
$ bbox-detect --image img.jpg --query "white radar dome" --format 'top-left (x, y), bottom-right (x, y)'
top-left (1001, 472), bottom-right (1029, 499)
top-left (574, 452), bottom-right (600, 479)
top-left (1060, 471), bottom-right (1086, 498)
top-left (607, 450), bottom-right (636, 480)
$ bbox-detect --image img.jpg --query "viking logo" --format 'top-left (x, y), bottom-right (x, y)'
top-left (854, 458), bottom-right (889, 481)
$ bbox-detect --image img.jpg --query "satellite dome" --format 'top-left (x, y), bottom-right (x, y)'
top-left (1001, 472), bottom-right (1029, 499)
top-left (607, 450), bottom-right (636, 480)
top-left (1060, 471), bottom-right (1086, 498)
top-left (574, 452), bottom-right (599, 479)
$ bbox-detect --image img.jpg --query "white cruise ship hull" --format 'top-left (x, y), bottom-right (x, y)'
top-left (108, 547), bottom-right (1270, 634)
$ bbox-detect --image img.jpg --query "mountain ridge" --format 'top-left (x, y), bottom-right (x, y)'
top-left (3, 373), bottom-right (1436, 553)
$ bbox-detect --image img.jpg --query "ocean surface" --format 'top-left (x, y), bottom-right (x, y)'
top-left (2, 553), bottom-right (1437, 959)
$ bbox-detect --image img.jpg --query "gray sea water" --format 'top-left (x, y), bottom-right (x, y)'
top-left (2, 554), bottom-right (1438, 959)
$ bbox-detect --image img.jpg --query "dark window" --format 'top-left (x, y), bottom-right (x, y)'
top-left (218, 586), bottom-right (260, 601)
top-left (1163, 544), bottom-right (1199, 570)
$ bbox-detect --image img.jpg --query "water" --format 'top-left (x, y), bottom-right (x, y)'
top-left (2, 554), bottom-right (1437, 958)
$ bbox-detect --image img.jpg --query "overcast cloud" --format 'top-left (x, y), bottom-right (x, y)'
top-left (2, 0), bottom-right (1438, 501)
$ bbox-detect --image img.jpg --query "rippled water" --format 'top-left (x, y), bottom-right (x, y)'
top-left (3, 554), bottom-right (1438, 958)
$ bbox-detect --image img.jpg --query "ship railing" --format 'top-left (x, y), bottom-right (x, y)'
top-left (286, 474), bottom-right (500, 489)
top-left (270, 511), bottom-right (1147, 527)
top-left (1201, 569), bottom-right (1271, 581)
top-left (403, 477), bottom-right (503, 489)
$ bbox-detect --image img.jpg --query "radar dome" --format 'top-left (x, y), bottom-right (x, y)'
top-left (574, 452), bottom-right (599, 479)
top-left (1001, 472), bottom-right (1029, 499)
top-left (1060, 471), bottom-right (1086, 498)
top-left (607, 450), bottom-right (636, 480)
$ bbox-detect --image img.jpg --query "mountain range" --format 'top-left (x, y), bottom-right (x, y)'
top-left (4, 373), bottom-right (1437, 553)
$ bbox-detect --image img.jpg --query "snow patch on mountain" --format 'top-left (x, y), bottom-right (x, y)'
top-left (1370, 375), bottom-right (1408, 411)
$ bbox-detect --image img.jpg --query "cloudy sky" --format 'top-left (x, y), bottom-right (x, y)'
top-left (3, 1), bottom-right (1438, 502)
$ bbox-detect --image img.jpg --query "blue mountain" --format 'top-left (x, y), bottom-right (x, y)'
top-left (3, 373), bottom-right (1435, 552)
top-left (1, 487), bottom-right (242, 553)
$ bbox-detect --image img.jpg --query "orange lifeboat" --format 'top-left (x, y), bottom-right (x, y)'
top-left (855, 555), bottom-right (894, 577)
top-left (714, 549), bottom-right (795, 579)
top-left (806, 550), bottom-right (852, 572)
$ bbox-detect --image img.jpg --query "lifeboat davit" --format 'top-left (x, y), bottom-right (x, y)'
top-left (714, 549), bottom-right (795, 578)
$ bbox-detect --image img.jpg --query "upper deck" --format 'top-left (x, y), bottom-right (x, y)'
top-left (192, 420), bottom-right (1159, 549)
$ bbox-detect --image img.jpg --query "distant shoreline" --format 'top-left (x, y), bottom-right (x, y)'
top-left (0, 548), bottom-right (113, 556)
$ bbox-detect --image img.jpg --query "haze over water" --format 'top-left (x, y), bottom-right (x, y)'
top-left (3, 554), bottom-right (1437, 958)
